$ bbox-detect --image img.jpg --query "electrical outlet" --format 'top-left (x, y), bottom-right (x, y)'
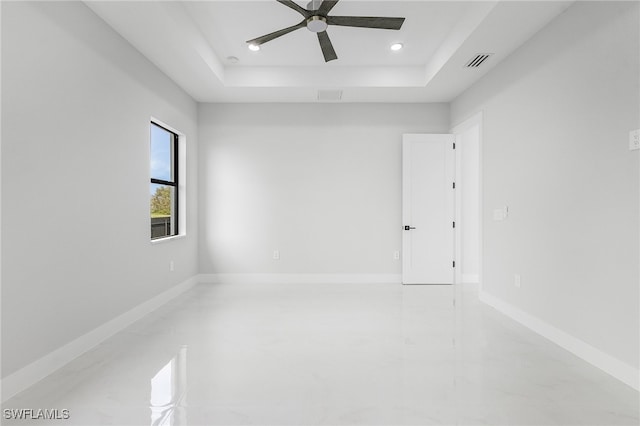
top-left (273, 250), bottom-right (280, 260)
top-left (394, 251), bottom-right (400, 260)
top-left (514, 274), bottom-right (521, 288)
top-left (170, 261), bottom-right (174, 272)
top-left (630, 129), bottom-right (640, 151)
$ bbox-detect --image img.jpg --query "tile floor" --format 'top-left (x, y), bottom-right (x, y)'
top-left (2, 282), bottom-right (638, 425)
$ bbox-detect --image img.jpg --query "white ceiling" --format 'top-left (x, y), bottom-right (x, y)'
top-left (86, 0), bottom-right (573, 103)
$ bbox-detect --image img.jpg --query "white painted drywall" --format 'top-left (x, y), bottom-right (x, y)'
top-left (451, 1), bottom-right (639, 368)
top-left (1, 2), bottom-right (198, 378)
top-left (198, 103), bottom-right (449, 276)
top-left (456, 121), bottom-right (481, 283)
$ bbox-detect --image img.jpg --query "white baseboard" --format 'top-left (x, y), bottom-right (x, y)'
top-left (479, 289), bottom-right (639, 391)
top-left (199, 273), bottom-right (402, 285)
top-left (1, 275), bottom-right (199, 403)
top-left (462, 273), bottom-right (479, 284)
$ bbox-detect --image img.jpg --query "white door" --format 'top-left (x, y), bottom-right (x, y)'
top-left (402, 134), bottom-right (455, 284)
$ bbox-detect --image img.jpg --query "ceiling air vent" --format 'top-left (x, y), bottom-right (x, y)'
top-left (317, 89), bottom-right (343, 101)
top-left (465, 53), bottom-right (493, 68)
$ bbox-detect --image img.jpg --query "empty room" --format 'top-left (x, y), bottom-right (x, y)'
top-left (1, 0), bottom-right (639, 425)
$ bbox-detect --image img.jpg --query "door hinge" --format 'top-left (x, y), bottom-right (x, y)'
top-left (453, 221), bottom-right (456, 228)
top-left (453, 260), bottom-right (456, 268)
top-left (453, 182), bottom-right (456, 189)
top-left (453, 142), bottom-right (456, 149)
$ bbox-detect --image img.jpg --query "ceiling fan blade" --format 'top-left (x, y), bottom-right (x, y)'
top-left (317, 0), bottom-right (339, 16)
top-left (276, 0), bottom-right (311, 18)
top-left (327, 16), bottom-right (405, 30)
top-left (247, 21), bottom-right (306, 46)
top-left (317, 31), bottom-right (337, 62)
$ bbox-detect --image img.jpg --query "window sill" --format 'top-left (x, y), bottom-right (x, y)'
top-left (151, 234), bottom-right (186, 245)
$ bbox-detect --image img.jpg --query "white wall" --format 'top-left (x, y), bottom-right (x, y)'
top-left (198, 103), bottom-right (449, 277)
top-left (1, 2), bottom-right (198, 378)
top-left (451, 1), bottom-right (639, 371)
top-left (453, 119), bottom-right (481, 283)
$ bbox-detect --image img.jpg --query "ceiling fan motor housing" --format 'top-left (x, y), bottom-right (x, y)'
top-left (307, 16), bottom-right (328, 33)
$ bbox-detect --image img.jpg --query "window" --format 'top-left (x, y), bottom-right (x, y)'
top-left (150, 122), bottom-right (179, 240)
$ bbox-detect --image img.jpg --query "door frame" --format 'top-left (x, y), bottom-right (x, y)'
top-left (450, 112), bottom-right (483, 291)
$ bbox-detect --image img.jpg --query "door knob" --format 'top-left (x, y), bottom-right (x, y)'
top-left (404, 226), bottom-right (416, 230)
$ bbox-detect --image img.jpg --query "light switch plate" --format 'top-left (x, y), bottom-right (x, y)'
top-left (630, 129), bottom-right (640, 151)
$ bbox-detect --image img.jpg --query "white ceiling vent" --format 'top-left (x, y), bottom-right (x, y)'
top-left (465, 53), bottom-right (493, 68)
top-left (317, 89), bottom-right (343, 101)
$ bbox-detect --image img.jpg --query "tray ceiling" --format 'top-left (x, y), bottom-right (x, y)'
top-left (86, 1), bottom-right (573, 102)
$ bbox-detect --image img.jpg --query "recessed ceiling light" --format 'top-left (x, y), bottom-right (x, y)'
top-left (390, 43), bottom-right (403, 51)
top-left (227, 56), bottom-right (239, 64)
top-left (248, 43), bottom-right (260, 52)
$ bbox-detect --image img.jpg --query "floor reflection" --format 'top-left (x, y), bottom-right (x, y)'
top-left (150, 345), bottom-right (187, 426)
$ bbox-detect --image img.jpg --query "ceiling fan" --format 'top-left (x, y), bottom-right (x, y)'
top-left (246, 0), bottom-right (406, 62)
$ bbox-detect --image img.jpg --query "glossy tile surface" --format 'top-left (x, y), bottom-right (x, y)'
top-left (3, 282), bottom-right (638, 425)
